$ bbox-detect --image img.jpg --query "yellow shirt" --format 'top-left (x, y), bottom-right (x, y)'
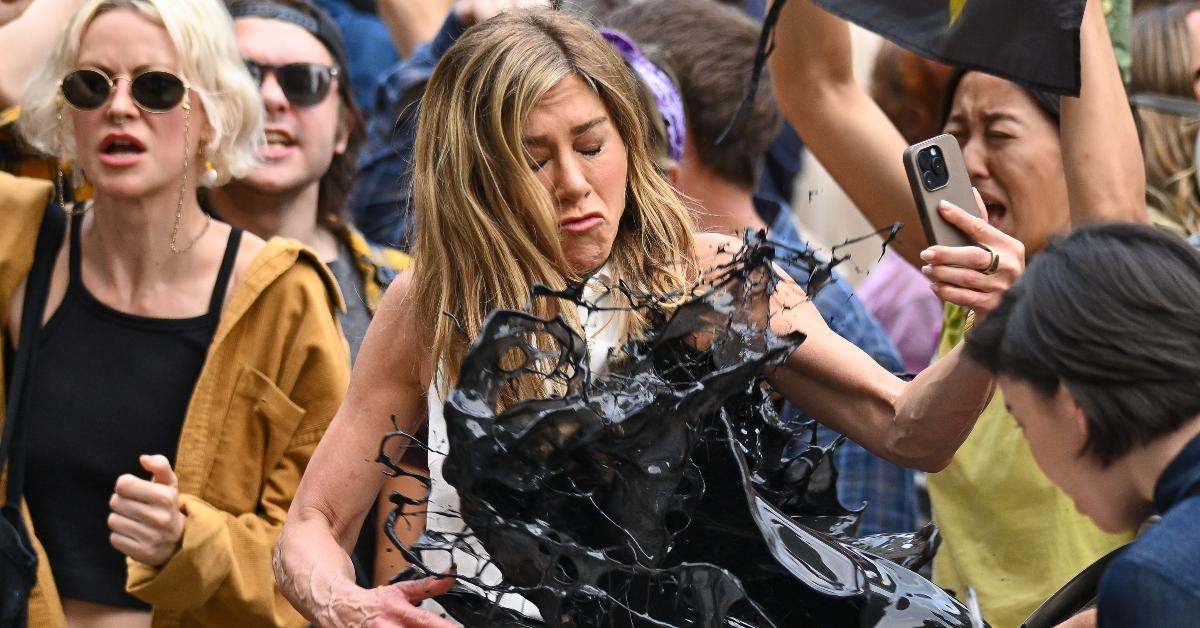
top-left (928, 303), bottom-right (1132, 628)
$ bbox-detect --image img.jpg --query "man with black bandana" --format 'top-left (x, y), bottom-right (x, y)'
top-left (206, 0), bottom-right (411, 589)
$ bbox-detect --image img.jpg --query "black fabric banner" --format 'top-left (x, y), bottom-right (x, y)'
top-left (813, 0), bottom-right (1086, 96)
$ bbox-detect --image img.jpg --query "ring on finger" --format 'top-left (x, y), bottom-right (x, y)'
top-left (982, 249), bottom-right (1001, 275)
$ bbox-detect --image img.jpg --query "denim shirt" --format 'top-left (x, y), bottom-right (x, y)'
top-left (348, 13), bottom-right (468, 247)
top-left (759, 195), bottom-right (918, 535)
top-left (315, 0), bottom-right (400, 109)
top-left (1097, 433), bottom-right (1200, 626)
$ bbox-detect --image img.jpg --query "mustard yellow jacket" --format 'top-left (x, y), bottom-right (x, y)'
top-left (0, 172), bottom-right (351, 627)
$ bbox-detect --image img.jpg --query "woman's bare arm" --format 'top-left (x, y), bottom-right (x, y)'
top-left (377, 0), bottom-right (453, 58)
top-left (1061, 0), bottom-right (1147, 225)
top-left (697, 196), bottom-right (1023, 472)
top-left (766, 0), bottom-right (924, 266)
top-left (275, 273), bottom-right (453, 627)
top-left (0, 0), bottom-right (88, 107)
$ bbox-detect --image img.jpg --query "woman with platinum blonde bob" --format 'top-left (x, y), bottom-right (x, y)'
top-left (276, 8), bottom-right (1022, 626)
top-left (3, 0), bottom-right (349, 625)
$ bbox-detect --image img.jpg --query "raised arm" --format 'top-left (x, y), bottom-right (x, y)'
top-left (766, 0), bottom-right (925, 266)
top-left (699, 196), bottom-right (1023, 471)
top-left (274, 273), bottom-right (453, 627)
top-left (1061, 0), bottom-right (1148, 225)
top-left (0, 0), bottom-right (87, 107)
top-left (775, 201), bottom-right (1021, 469)
top-left (377, 0), bottom-right (454, 57)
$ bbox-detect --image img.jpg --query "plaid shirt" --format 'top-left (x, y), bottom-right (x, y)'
top-left (759, 195), bottom-right (918, 536)
top-left (348, 14), bottom-right (467, 248)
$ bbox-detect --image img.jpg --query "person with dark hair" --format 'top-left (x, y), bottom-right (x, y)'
top-left (206, 0), bottom-right (413, 590)
top-left (604, 0), bottom-right (917, 537)
top-left (209, 0), bottom-right (411, 362)
top-left (966, 223), bottom-right (1200, 626)
top-left (1129, 2), bottom-right (1200, 237)
top-left (767, 0), bottom-right (1146, 624)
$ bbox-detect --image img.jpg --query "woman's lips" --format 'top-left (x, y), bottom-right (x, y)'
top-left (98, 151), bottom-right (143, 168)
top-left (97, 133), bottom-right (146, 168)
top-left (259, 144), bottom-right (295, 160)
top-left (561, 214), bottom-right (604, 233)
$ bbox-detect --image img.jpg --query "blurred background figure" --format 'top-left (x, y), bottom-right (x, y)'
top-left (0, 0), bottom-right (88, 183)
top-left (1130, 1), bottom-right (1200, 237)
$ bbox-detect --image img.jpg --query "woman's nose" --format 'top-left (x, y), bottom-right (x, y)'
top-left (554, 154), bottom-right (591, 205)
top-left (961, 135), bottom-right (990, 181)
top-left (258, 71), bottom-right (289, 113)
top-left (107, 79), bottom-right (139, 121)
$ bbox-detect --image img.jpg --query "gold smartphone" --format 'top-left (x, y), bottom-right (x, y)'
top-left (902, 133), bottom-right (980, 249)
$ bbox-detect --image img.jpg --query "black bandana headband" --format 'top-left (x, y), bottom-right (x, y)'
top-left (227, 1), bottom-right (351, 78)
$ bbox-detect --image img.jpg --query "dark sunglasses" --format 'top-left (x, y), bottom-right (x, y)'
top-left (244, 61), bottom-right (338, 108)
top-left (60, 67), bottom-right (189, 112)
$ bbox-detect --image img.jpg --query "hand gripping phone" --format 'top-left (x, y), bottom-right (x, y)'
top-left (902, 134), bottom-right (981, 249)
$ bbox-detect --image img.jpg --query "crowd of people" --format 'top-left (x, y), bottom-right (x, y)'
top-left (0, 0), bottom-right (1197, 626)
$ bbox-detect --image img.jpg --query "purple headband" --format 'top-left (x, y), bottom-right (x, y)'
top-left (598, 28), bottom-right (686, 163)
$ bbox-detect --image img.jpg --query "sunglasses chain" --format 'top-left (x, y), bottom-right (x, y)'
top-left (168, 99), bottom-right (210, 255)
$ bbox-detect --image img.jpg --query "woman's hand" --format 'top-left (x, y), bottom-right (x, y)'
top-left (919, 189), bottom-right (1025, 322)
top-left (311, 575), bottom-right (457, 628)
top-left (108, 454), bottom-right (186, 567)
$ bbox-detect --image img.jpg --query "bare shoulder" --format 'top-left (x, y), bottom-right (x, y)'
top-left (231, 227), bottom-right (269, 284)
top-left (374, 267), bottom-right (419, 332)
top-left (356, 268), bottom-right (430, 387)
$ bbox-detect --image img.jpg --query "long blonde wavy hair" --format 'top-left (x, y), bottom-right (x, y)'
top-left (1131, 2), bottom-right (1200, 234)
top-left (411, 9), bottom-right (699, 395)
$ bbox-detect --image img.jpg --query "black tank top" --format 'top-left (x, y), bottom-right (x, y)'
top-left (21, 214), bottom-right (241, 609)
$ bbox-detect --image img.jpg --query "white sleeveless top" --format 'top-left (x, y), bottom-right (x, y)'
top-left (421, 269), bottom-right (626, 622)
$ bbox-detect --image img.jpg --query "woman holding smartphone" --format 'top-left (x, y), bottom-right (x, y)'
top-left (767, 0), bottom-right (1146, 624)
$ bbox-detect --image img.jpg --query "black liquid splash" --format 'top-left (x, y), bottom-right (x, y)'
top-left (380, 231), bottom-right (979, 627)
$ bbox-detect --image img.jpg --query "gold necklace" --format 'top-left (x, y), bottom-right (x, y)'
top-left (171, 211), bottom-right (212, 255)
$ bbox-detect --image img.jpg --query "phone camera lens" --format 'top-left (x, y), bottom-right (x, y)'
top-left (918, 152), bottom-right (930, 169)
top-left (931, 156), bottom-right (947, 176)
top-left (922, 170), bottom-right (937, 190)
